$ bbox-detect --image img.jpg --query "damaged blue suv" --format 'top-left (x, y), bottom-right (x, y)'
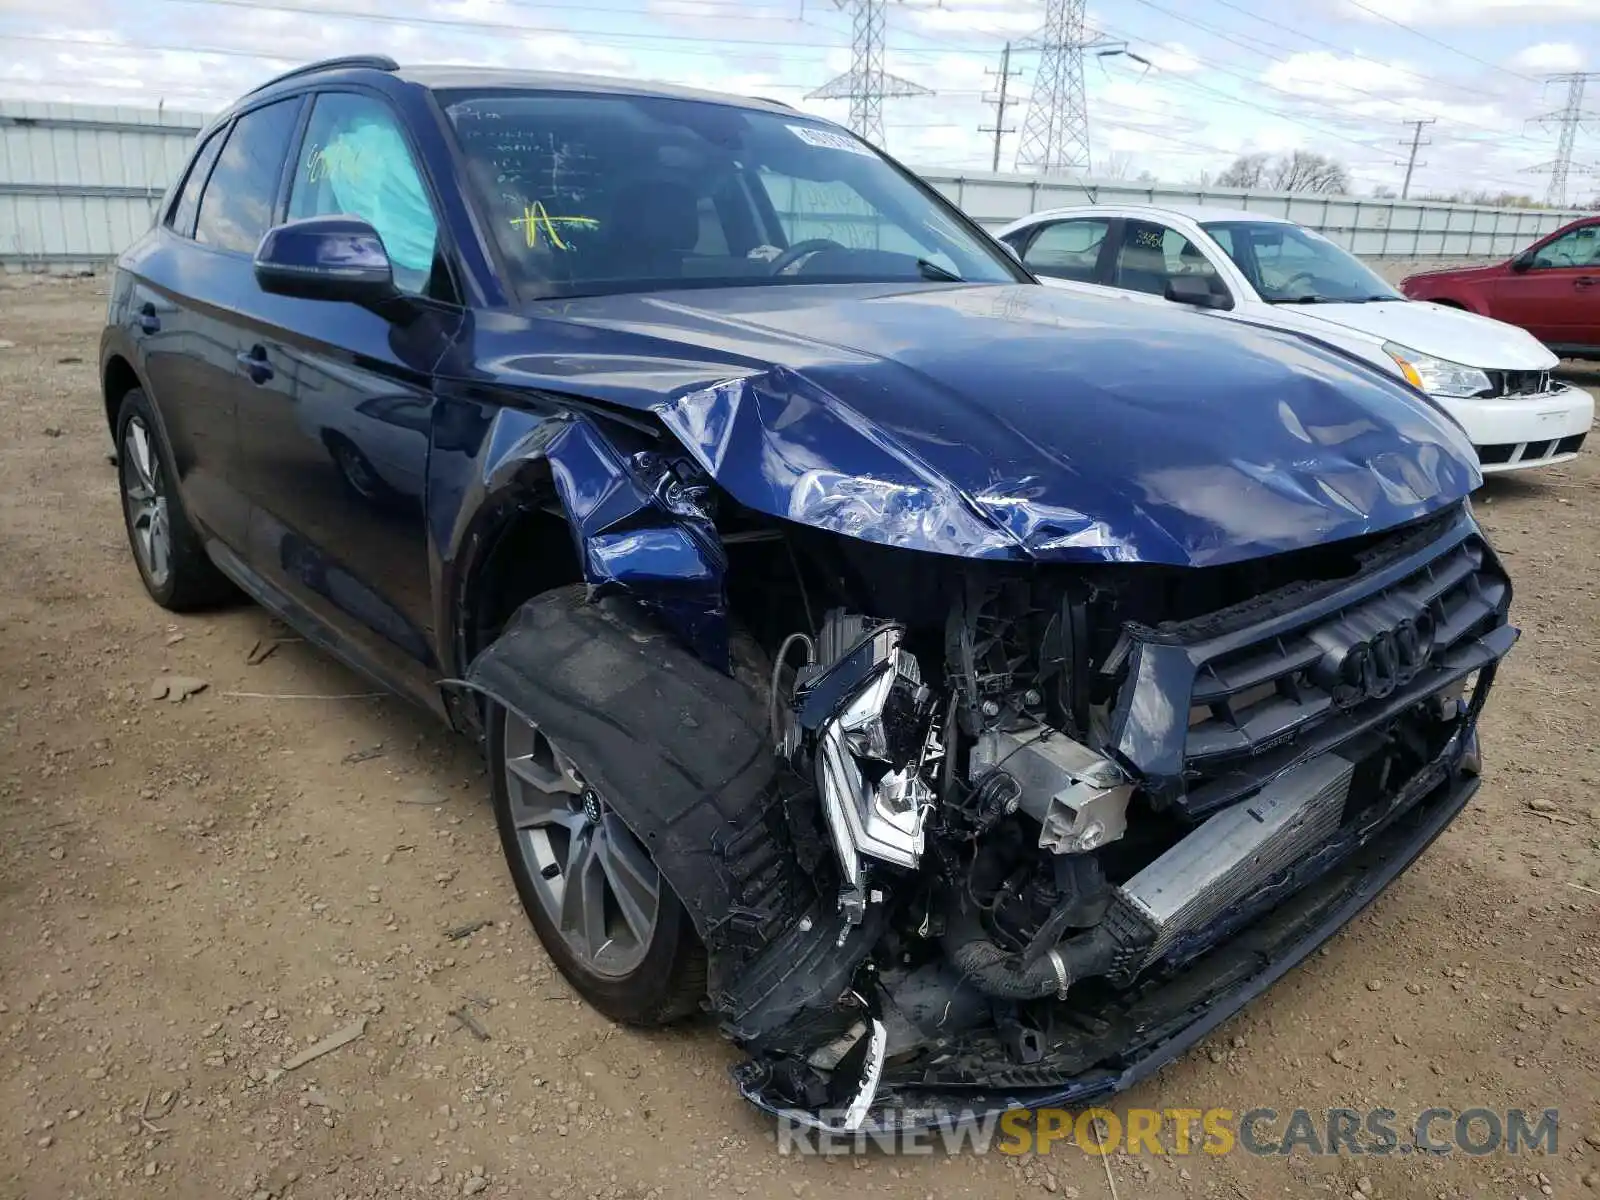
top-left (102, 56), bottom-right (1516, 1131)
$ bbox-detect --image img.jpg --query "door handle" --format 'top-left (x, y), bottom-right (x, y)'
top-left (235, 345), bottom-right (274, 384)
top-left (1576, 276), bottom-right (1596, 289)
top-left (136, 302), bottom-right (160, 334)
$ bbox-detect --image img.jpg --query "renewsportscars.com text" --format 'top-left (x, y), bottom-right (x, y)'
top-left (777, 1106), bottom-right (1560, 1157)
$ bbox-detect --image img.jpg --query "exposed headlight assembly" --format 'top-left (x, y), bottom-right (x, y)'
top-left (1383, 342), bottom-right (1492, 399)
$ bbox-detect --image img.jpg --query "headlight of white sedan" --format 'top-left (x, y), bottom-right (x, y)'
top-left (1382, 342), bottom-right (1492, 398)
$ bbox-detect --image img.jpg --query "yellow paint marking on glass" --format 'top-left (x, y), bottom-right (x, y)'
top-left (306, 141), bottom-right (369, 186)
top-left (509, 202), bottom-right (598, 250)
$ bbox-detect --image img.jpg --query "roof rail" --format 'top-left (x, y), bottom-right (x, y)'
top-left (246, 55), bottom-right (400, 97)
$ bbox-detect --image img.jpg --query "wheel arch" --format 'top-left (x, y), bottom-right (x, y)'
top-left (101, 353), bottom-right (144, 440)
top-left (436, 401), bottom-right (733, 732)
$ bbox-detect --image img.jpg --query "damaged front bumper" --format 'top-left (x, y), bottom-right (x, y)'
top-left (734, 730), bottom-right (1481, 1130)
top-left (723, 505), bottom-right (1513, 1132)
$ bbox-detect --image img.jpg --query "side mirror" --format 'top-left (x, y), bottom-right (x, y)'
top-left (1000, 239), bottom-right (1023, 262)
top-left (1510, 249), bottom-right (1536, 273)
top-left (1164, 274), bottom-right (1233, 310)
top-left (254, 215), bottom-right (397, 306)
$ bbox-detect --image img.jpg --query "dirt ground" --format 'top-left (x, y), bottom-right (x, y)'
top-left (1, 275), bottom-right (1597, 1200)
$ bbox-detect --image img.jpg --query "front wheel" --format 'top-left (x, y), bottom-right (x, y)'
top-left (488, 700), bottom-right (706, 1025)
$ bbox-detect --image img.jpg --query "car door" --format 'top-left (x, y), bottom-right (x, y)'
top-left (1106, 218), bottom-right (1232, 309)
top-left (1004, 216), bottom-right (1115, 298)
top-left (117, 107), bottom-right (306, 554)
top-left (239, 88), bottom-right (462, 707)
top-left (1483, 222), bottom-right (1600, 350)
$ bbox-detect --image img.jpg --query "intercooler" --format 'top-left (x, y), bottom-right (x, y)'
top-left (1107, 753), bottom-right (1355, 981)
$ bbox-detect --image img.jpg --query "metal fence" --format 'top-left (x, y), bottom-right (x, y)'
top-left (1, 100), bottom-right (204, 269)
top-left (3, 99), bottom-right (1597, 269)
top-left (925, 171), bottom-right (1597, 260)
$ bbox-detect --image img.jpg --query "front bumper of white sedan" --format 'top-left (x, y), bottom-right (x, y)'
top-left (1437, 383), bottom-right (1594, 474)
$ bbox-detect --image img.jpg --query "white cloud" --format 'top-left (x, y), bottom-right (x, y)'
top-left (1341, 0), bottom-right (1593, 24)
top-left (1145, 42), bottom-right (1200, 75)
top-left (901, 0), bottom-right (1041, 38)
top-left (1509, 42), bottom-right (1583, 72)
top-left (1261, 51), bottom-right (1424, 103)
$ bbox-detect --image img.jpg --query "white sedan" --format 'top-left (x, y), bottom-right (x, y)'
top-left (995, 204), bottom-right (1593, 474)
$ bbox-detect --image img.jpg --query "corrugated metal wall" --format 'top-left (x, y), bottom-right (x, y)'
top-left (2, 100), bottom-right (1596, 269)
top-left (925, 171), bottom-right (1597, 259)
top-left (1, 100), bottom-right (205, 269)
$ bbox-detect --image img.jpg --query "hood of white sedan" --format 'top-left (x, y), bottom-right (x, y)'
top-left (1267, 299), bottom-right (1558, 371)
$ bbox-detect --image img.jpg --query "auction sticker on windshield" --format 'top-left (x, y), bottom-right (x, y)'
top-left (788, 124), bottom-right (877, 157)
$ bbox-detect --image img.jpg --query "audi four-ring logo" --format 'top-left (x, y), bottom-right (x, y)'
top-left (1332, 613), bottom-right (1436, 705)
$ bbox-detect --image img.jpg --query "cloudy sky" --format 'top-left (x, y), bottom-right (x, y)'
top-left (1, 0), bottom-right (1596, 198)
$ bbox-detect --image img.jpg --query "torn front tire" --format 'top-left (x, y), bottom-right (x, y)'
top-left (469, 585), bottom-right (814, 1021)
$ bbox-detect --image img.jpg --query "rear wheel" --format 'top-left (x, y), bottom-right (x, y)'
top-left (488, 699), bottom-right (705, 1024)
top-left (115, 389), bottom-right (234, 610)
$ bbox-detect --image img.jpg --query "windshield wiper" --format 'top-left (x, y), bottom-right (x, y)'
top-left (1272, 295), bottom-right (1339, 304)
top-left (915, 258), bottom-right (963, 283)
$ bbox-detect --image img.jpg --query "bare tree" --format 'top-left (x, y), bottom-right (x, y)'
top-left (1217, 152), bottom-right (1269, 189)
top-left (1216, 150), bottom-right (1350, 195)
top-left (1099, 153), bottom-right (1137, 180)
top-left (1268, 150), bottom-right (1350, 195)
top-left (1372, 184), bottom-right (1398, 199)
top-left (1418, 188), bottom-right (1545, 208)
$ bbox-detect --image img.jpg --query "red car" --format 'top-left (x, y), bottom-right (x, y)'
top-left (1402, 215), bottom-right (1600, 360)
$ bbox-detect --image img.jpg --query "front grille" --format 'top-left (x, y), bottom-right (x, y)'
top-left (1183, 537), bottom-right (1502, 762)
top-left (1481, 369), bottom-right (1552, 397)
top-left (1479, 442), bottom-right (1516, 465)
top-left (1481, 434), bottom-right (1586, 466)
top-left (1105, 507), bottom-right (1516, 818)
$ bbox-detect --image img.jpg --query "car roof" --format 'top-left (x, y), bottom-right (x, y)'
top-left (1018, 202), bottom-right (1294, 227)
top-left (397, 65), bottom-right (794, 116)
top-left (240, 56), bottom-right (801, 119)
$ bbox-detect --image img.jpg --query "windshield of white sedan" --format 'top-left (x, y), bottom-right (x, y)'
top-left (440, 91), bottom-right (1020, 298)
top-left (1203, 221), bottom-right (1400, 304)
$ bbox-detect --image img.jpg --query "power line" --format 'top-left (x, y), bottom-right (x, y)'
top-left (977, 41), bottom-right (1022, 172)
top-left (1338, 0), bottom-right (1535, 84)
top-left (1524, 72), bottom-right (1600, 207)
top-left (807, 0), bottom-right (930, 146)
top-left (1121, 0), bottom-right (1544, 147)
top-left (1197, 0), bottom-right (1525, 101)
top-left (1396, 117), bottom-right (1434, 198)
top-left (2, 0), bottom-right (872, 57)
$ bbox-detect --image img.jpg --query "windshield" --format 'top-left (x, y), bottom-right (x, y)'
top-left (440, 90), bottom-right (1022, 299)
top-left (1202, 221), bottom-right (1400, 304)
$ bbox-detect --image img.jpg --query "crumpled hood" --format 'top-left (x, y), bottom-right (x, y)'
top-left (483, 283), bottom-right (1480, 567)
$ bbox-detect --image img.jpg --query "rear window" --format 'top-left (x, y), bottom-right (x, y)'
top-left (195, 98), bottom-right (302, 255)
top-left (168, 128), bottom-right (225, 238)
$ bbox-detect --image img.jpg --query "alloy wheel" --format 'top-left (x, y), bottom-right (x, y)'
top-left (500, 709), bottom-right (661, 977)
top-left (121, 416), bottom-right (172, 589)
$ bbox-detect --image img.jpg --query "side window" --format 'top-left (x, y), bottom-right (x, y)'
top-left (1019, 219), bottom-right (1109, 282)
top-left (1531, 225), bottom-right (1600, 269)
top-left (168, 128), bottom-right (225, 238)
top-left (195, 98), bottom-right (301, 255)
top-left (288, 92), bottom-right (441, 295)
top-left (1113, 220), bottom-right (1220, 297)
